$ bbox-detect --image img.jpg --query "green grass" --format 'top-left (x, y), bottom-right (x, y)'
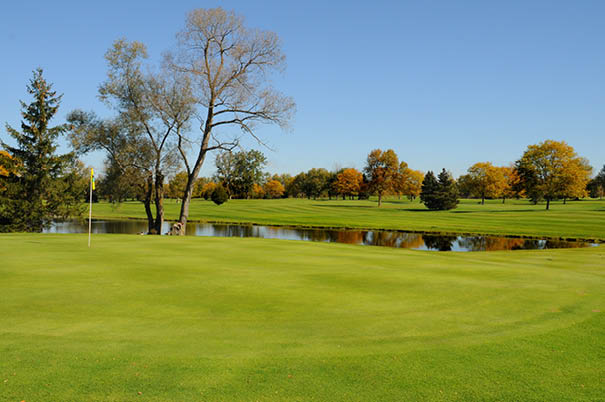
top-left (91, 197), bottom-right (605, 241)
top-left (1, 233), bottom-right (603, 401)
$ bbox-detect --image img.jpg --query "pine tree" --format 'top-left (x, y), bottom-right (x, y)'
top-left (420, 169), bottom-right (459, 210)
top-left (1, 68), bottom-right (83, 232)
top-left (436, 169), bottom-right (459, 210)
top-left (420, 171), bottom-right (440, 210)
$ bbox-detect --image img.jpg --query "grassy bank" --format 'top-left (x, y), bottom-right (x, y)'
top-left (1, 233), bottom-right (603, 401)
top-left (90, 197), bottom-right (605, 241)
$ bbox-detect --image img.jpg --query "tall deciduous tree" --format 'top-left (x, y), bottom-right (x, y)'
top-left (403, 169), bottom-right (424, 201)
top-left (70, 39), bottom-right (194, 233)
top-left (101, 39), bottom-right (193, 233)
top-left (364, 149), bottom-right (399, 206)
top-left (166, 8), bottom-right (295, 233)
top-left (334, 168), bottom-right (363, 199)
top-left (515, 140), bottom-right (592, 210)
top-left (465, 162), bottom-right (507, 204)
top-left (499, 165), bottom-right (523, 203)
top-left (1, 69), bottom-right (83, 232)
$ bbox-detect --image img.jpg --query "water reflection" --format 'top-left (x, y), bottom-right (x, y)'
top-left (45, 220), bottom-right (598, 252)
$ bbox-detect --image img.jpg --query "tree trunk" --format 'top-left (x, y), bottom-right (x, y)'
top-left (153, 171), bottom-right (165, 234)
top-left (481, 195), bottom-right (485, 205)
top-left (563, 197), bottom-right (567, 205)
top-left (546, 198), bottom-right (550, 210)
top-left (178, 156), bottom-right (206, 235)
top-left (144, 175), bottom-right (154, 233)
top-left (502, 197), bottom-right (506, 204)
top-left (178, 106), bottom-right (215, 235)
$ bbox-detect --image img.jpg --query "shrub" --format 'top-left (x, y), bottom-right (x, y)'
top-left (211, 185), bottom-right (229, 205)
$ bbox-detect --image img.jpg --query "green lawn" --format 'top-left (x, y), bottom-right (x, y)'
top-left (1, 234), bottom-right (603, 401)
top-left (91, 197), bottom-right (605, 241)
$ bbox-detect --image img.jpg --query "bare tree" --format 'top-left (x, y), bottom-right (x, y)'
top-left (165, 7), bottom-right (295, 234)
top-left (98, 39), bottom-right (194, 233)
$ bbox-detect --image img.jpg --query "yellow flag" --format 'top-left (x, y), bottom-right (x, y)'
top-left (91, 168), bottom-right (95, 191)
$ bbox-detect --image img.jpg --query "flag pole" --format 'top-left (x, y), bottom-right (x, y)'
top-left (88, 168), bottom-right (93, 248)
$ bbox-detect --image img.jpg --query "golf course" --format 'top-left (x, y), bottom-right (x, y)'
top-left (2, 1), bottom-right (605, 400)
top-left (1, 198), bottom-right (604, 401)
top-left (93, 197), bottom-right (605, 241)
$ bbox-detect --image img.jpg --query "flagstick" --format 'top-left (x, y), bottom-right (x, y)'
top-left (88, 173), bottom-right (93, 248)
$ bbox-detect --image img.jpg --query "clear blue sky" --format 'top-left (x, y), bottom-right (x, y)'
top-left (2, 0), bottom-right (604, 178)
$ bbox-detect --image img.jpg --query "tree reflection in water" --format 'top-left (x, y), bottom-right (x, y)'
top-left (423, 235), bottom-right (458, 251)
top-left (46, 220), bottom-right (597, 252)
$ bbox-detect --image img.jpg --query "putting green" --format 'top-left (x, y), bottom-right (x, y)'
top-left (1, 234), bottom-right (603, 401)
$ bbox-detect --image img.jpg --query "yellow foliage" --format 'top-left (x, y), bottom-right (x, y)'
top-left (334, 168), bottom-right (363, 197)
top-left (263, 180), bottom-right (285, 199)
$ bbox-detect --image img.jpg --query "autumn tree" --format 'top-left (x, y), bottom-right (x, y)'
top-left (334, 168), bottom-right (363, 199)
top-left (559, 157), bottom-right (592, 203)
top-left (263, 179), bottom-right (285, 198)
top-left (1, 69), bottom-right (83, 232)
top-left (392, 161), bottom-right (409, 199)
top-left (392, 161), bottom-right (424, 201)
top-left (166, 8), bottom-right (295, 233)
top-left (404, 169), bottom-right (424, 201)
top-left (270, 173), bottom-right (293, 197)
top-left (515, 140), bottom-right (592, 209)
top-left (499, 165), bottom-right (523, 203)
top-left (464, 162), bottom-right (507, 204)
top-left (364, 149), bottom-right (399, 206)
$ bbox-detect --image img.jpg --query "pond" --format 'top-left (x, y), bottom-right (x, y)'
top-left (44, 220), bottom-right (598, 252)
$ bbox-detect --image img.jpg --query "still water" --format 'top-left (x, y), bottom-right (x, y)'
top-left (45, 220), bottom-right (598, 252)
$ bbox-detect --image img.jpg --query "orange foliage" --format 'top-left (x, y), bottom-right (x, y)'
top-left (466, 162), bottom-right (507, 204)
top-left (364, 149), bottom-right (399, 206)
top-left (251, 183), bottom-right (265, 199)
top-left (263, 180), bottom-right (285, 199)
top-left (334, 168), bottom-right (363, 198)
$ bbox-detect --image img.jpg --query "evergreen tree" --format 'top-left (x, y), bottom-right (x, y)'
top-left (420, 169), bottom-right (459, 210)
top-left (1, 69), bottom-right (83, 232)
top-left (420, 171), bottom-right (440, 210)
top-left (436, 169), bottom-right (459, 210)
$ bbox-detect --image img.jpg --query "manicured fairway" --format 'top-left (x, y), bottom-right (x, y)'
top-left (1, 234), bottom-right (603, 401)
top-left (91, 198), bottom-right (605, 241)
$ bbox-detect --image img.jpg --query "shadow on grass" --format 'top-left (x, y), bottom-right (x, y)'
top-left (314, 204), bottom-right (378, 209)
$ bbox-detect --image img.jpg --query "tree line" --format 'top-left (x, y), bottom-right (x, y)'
top-left (1, 68), bottom-right (603, 233)
top-left (1, 8), bottom-right (603, 232)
